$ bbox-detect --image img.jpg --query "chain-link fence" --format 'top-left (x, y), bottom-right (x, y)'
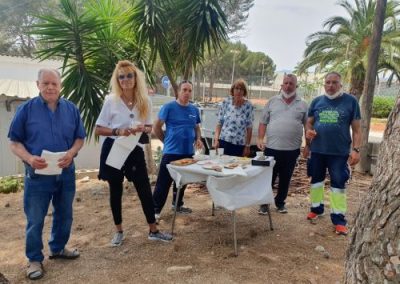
top-left (154, 75), bottom-right (400, 105)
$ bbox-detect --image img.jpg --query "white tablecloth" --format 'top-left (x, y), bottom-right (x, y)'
top-left (167, 162), bottom-right (275, 211)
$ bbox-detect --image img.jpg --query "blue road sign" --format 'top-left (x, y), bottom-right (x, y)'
top-left (161, 76), bottom-right (170, 89)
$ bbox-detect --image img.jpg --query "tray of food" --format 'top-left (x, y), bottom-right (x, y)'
top-left (170, 158), bottom-right (197, 166)
top-left (192, 154), bottom-right (210, 161)
top-left (224, 163), bottom-right (240, 169)
top-left (202, 164), bottom-right (223, 172)
top-left (232, 157), bottom-right (252, 165)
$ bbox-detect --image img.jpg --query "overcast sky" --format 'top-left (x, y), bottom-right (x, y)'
top-left (240, 0), bottom-right (348, 71)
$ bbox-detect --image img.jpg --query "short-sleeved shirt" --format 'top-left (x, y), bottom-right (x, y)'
top-left (308, 93), bottom-right (361, 156)
top-left (8, 95), bottom-right (86, 156)
top-left (95, 94), bottom-right (153, 139)
top-left (158, 101), bottom-right (201, 155)
top-left (260, 95), bottom-right (308, 150)
top-left (217, 97), bottom-right (254, 146)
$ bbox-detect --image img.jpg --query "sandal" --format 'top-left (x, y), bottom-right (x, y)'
top-left (27, 261), bottom-right (44, 280)
top-left (49, 248), bottom-right (80, 260)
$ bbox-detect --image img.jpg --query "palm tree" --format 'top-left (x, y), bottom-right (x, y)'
top-left (131, 0), bottom-right (228, 96)
top-left (32, 0), bottom-right (228, 136)
top-left (297, 0), bottom-right (400, 100)
top-left (32, 0), bottom-right (153, 139)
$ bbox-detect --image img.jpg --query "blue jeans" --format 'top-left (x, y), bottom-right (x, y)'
top-left (308, 153), bottom-right (350, 225)
top-left (153, 154), bottom-right (192, 214)
top-left (24, 165), bottom-right (76, 262)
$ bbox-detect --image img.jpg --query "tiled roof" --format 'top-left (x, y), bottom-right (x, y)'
top-left (0, 79), bottom-right (38, 98)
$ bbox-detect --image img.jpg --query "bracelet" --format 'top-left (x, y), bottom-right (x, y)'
top-left (245, 144), bottom-right (251, 147)
top-left (112, 128), bottom-right (118, 136)
top-left (352, 147), bottom-right (360, 153)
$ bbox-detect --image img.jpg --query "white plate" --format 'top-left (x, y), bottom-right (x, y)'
top-left (202, 164), bottom-right (214, 169)
top-left (197, 160), bottom-right (213, 165)
top-left (193, 154), bottom-right (210, 161)
top-left (202, 164), bottom-right (223, 172)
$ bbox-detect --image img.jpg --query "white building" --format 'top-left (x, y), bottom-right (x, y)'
top-left (0, 55), bottom-right (101, 177)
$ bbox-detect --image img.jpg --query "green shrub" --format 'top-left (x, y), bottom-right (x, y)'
top-left (0, 177), bottom-right (22, 194)
top-left (372, 96), bottom-right (396, 118)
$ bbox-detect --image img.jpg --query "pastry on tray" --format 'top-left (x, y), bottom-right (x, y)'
top-left (170, 158), bottom-right (196, 166)
top-left (224, 163), bottom-right (239, 169)
top-left (202, 164), bottom-right (223, 172)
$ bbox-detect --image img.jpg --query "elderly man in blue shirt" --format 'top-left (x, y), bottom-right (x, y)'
top-left (8, 68), bottom-right (86, 280)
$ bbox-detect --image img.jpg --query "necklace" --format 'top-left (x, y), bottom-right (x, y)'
top-left (122, 95), bottom-right (134, 106)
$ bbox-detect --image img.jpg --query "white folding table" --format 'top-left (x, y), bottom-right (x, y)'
top-left (167, 161), bottom-right (275, 255)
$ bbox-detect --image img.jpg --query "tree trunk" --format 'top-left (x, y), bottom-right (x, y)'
top-left (358, 0), bottom-right (387, 173)
top-left (349, 72), bottom-right (365, 101)
top-left (344, 96), bottom-right (400, 283)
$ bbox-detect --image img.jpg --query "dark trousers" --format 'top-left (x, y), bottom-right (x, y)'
top-left (265, 148), bottom-right (300, 208)
top-left (219, 140), bottom-right (245, 156)
top-left (153, 153), bottom-right (192, 214)
top-left (308, 152), bottom-right (350, 226)
top-left (99, 138), bottom-right (156, 225)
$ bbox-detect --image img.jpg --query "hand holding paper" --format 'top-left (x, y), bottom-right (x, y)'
top-left (106, 134), bottom-right (141, 170)
top-left (28, 155), bottom-right (48, 169)
top-left (58, 151), bottom-right (74, 168)
top-left (35, 150), bottom-right (67, 175)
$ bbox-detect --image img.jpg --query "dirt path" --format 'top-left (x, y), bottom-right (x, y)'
top-left (0, 163), bottom-right (371, 284)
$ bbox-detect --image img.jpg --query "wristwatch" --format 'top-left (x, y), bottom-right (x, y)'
top-left (352, 147), bottom-right (360, 153)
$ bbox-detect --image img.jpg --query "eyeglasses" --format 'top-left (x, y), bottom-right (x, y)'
top-left (178, 80), bottom-right (193, 87)
top-left (234, 87), bottom-right (244, 91)
top-left (118, 73), bottom-right (135, 80)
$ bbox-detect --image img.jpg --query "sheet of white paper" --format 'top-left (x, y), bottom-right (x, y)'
top-left (105, 134), bottom-right (141, 170)
top-left (114, 134), bottom-right (140, 149)
top-left (35, 150), bottom-right (66, 175)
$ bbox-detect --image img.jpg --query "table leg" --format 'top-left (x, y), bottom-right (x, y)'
top-left (232, 210), bottom-right (238, 256)
top-left (171, 186), bottom-right (182, 235)
top-left (266, 204), bottom-right (274, 231)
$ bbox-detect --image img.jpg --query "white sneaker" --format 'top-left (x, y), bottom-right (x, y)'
top-left (111, 232), bottom-right (124, 247)
top-left (148, 230), bottom-right (173, 242)
top-left (155, 213), bottom-right (161, 223)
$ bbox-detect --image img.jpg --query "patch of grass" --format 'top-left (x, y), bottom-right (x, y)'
top-left (0, 177), bottom-right (22, 194)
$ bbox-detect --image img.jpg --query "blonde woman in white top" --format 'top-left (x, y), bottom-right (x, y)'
top-left (95, 60), bottom-right (172, 246)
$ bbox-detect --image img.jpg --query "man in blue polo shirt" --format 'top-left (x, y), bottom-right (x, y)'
top-left (153, 81), bottom-right (203, 220)
top-left (305, 72), bottom-right (361, 236)
top-left (8, 69), bottom-right (86, 280)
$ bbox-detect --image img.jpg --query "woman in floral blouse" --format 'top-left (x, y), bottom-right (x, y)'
top-left (213, 79), bottom-right (254, 157)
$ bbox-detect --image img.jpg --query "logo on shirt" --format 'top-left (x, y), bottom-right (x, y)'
top-left (319, 110), bottom-right (339, 123)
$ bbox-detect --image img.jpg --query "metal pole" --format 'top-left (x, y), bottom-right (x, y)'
top-left (231, 53), bottom-right (236, 85)
top-left (202, 76), bottom-right (206, 103)
top-left (233, 210), bottom-right (238, 256)
top-left (259, 62), bottom-right (265, 99)
top-left (171, 186), bottom-right (183, 235)
top-left (266, 204), bottom-right (274, 231)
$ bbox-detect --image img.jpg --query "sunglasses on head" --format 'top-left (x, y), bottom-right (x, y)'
top-left (118, 73), bottom-right (135, 80)
top-left (179, 80), bottom-right (193, 86)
